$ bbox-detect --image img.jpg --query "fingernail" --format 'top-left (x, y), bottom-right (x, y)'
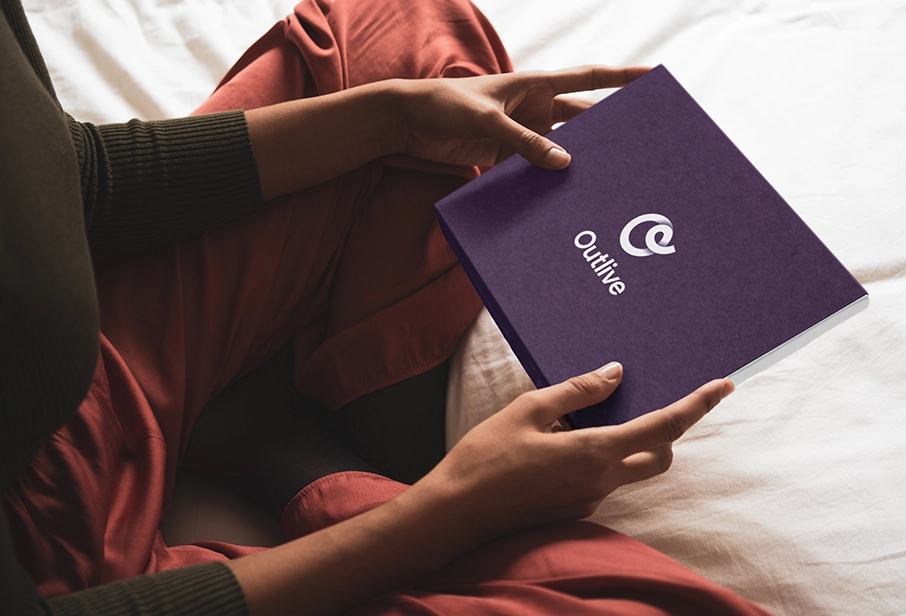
top-left (596, 362), bottom-right (622, 380)
top-left (720, 379), bottom-right (735, 400)
top-left (545, 147), bottom-right (570, 168)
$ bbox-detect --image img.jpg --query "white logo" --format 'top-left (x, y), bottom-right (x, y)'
top-left (619, 213), bottom-right (676, 257)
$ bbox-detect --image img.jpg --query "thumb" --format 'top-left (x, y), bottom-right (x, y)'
top-left (524, 362), bottom-right (623, 427)
top-left (489, 112), bottom-right (571, 170)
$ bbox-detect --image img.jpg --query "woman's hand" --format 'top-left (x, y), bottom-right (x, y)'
top-left (393, 65), bottom-right (649, 169)
top-left (229, 362), bottom-right (732, 616)
top-left (418, 362), bottom-right (733, 544)
top-left (246, 66), bottom-right (647, 201)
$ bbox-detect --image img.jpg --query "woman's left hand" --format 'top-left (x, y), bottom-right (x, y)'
top-left (247, 65), bottom-right (647, 201)
top-left (393, 65), bottom-right (649, 170)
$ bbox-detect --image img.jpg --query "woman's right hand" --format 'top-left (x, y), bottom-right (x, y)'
top-left (229, 363), bottom-right (732, 616)
top-left (418, 362), bottom-right (734, 546)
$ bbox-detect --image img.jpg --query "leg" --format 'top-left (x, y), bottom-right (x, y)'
top-left (5, 0), bottom-right (510, 594)
top-left (181, 0), bottom-right (514, 484)
top-left (96, 0), bottom-right (508, 499)
top-left (278, 472), bottom-right (775, 616)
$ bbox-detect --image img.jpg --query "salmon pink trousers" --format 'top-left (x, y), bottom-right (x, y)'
top-left (2, 0), bottom-right (772, 613)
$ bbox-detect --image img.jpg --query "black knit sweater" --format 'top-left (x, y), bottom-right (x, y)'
top-left (1, 0), bottom-right (262, 612)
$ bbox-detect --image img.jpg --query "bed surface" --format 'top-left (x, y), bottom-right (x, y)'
top-left (23, 0), bottom-right (906, 614)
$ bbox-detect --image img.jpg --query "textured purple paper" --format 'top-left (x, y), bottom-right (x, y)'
top-left (435, 65), bottom-right (867, 428)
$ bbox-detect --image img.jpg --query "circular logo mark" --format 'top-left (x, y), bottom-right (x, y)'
top-left (619, 213), bottom-right (676, 257)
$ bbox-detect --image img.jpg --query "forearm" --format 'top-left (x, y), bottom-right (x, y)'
top-left (227, 478), bottom-right (476, 616)
top-left (246, 80), bottom-right (404, 202)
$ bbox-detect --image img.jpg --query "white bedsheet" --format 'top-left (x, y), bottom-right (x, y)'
top-left (22, 0), bottom-right (906, 614)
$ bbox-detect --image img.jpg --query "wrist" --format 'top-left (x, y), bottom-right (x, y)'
top-left (371, 78), bottom-right (412, 157)
top-left (391, 467), bottom-right (511, 568)
top-left (247, 78), bottom-right (413, 200)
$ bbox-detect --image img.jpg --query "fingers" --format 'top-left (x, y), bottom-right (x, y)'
top-left (522, 362), bottom-right (624, 427)
top-left (603, 379), bottom-right (734, 461)
top-left (479, 66), bottom-right (648, 169)
top-left (542, 65), bottom-right (651, 96)
top-left (615, 444), bottom-right (674, 485)
top-left (485, 111), bottom-right (572, 169)
top-left (552, 96), bottom-right (595, 124)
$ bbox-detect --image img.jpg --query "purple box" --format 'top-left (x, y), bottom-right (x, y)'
top-left (435, 65), bottom-right (868, 428)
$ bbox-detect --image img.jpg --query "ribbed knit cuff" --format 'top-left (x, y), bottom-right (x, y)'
top-left (48, 562), bottom-right (249, 616)
top-left (85, 111), bottom-right (262, 259)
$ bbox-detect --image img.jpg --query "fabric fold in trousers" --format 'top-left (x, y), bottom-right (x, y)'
top-left (3, 0), bottom-right (772, 613)
top-left (282, 471), bottom-right (772, 615)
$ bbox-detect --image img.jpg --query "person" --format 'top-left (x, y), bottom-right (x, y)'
top-left (1, 0), bottom-right (773, 613)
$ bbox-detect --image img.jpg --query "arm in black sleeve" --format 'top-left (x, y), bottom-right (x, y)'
top-left (46, 562), bottom-right (250, 616)
top-left (68, 111), bottom-right (264, 260)
top-left (2, 508), bottom-right (249, 616)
